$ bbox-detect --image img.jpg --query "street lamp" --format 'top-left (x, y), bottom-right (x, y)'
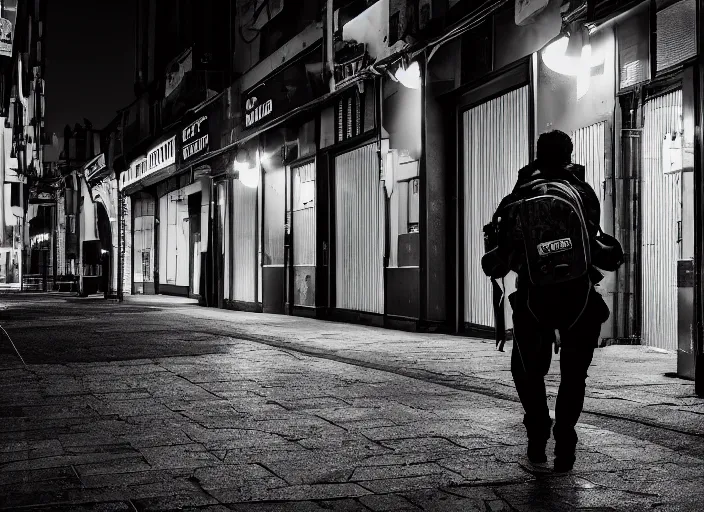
top-left (394, 60), bottom-right (421, 90)
top-left (541, 23), bottom-right (604, 99)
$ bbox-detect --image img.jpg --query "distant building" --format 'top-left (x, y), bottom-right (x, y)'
top-left (0, 0), bottom-right (50, 290)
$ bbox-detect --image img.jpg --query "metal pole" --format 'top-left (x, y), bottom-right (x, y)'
top-left (695, 0), bottom-right (704, 397)
top-left (117, 176), bottom-right (123, 302)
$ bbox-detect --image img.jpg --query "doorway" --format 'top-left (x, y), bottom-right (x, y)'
top-left (287, 159), bottom-right (316, 311)
top-left (188, 192), bottom-right (202, 299)
top-left (333, 143), bottom-right (385, 314)
top-left (461, 85), bottom-right (530, 330)
top-left (641, 89), bottom-right (683, 350)
top-left (96, 202), bottom-right (112, 295)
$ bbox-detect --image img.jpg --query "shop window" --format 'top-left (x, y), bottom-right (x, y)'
top-left (388, 173), bottom-right (421, 268)
top-left (142, 252), bottom-right (151, 282)
top-left (408, 178), bottom-right (420, 233)
top-left (10, 182), bottom-right (20, 207)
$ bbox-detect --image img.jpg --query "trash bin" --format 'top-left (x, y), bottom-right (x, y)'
top-left (677, 259), bottom-right (695, 380)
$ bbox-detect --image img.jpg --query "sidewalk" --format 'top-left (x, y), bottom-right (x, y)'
top-left (126, 296), bottom-right (703, 439)
top-left (0, 293), bottom-right (701, 510)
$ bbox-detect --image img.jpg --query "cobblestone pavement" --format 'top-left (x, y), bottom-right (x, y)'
top-left (0, 293), bottom-right (702, 511)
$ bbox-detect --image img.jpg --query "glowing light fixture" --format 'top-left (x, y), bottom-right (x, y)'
top-left (541, 26), bottom-right (604, 77)
top-left (234, 150), bottom-right (261, 189)
top-left (394, 60), bottom-right (421, 89)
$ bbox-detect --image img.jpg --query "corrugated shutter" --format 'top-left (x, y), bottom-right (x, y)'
top-left (463, 86), bottom-right (530, 326)
top-left (232, 178), bottom-right (258, 302)
top-left (292, 161), bottom-right (316, 266)
top-left (335, 143), bottom-right (385, 314)
top-left (656, 0), bottom-right (697, 72)
top-left (572, 121), bottom-right (607, 228)
top-left (572, 121), bottom-right (610, 344)
top-left (641, 90), bottom-right (682, 350)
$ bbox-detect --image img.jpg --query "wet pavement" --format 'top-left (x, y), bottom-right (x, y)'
top-left (0, 293), bottom-right (702, 511)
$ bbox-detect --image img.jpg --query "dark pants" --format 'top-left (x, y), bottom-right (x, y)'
top-left (509, 286), bottom-right (608, 456)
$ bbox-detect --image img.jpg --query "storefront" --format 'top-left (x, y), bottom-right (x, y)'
top-left (228, 41), bottom-right (329, 314)
top-left (218, 154), bottom-right (259, 310)
top-left (429, 0), bottom-right (700, 372)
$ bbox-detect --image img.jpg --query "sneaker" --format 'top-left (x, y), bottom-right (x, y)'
top-left (527, 439), bottom-right (548, 464)
top-left (553, 454), bottom-right (575, 472)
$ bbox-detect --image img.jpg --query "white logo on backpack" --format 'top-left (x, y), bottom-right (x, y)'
top-left (537, 238), bottom-right (573, 256)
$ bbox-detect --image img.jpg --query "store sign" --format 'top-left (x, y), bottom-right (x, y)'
top-left (29, 188), bottom-right (56, 205)
top-left (244, 96), bottom-right (273, 129)
top-left (242, 44), bottom-right (329, 130)
top-left (0, 17), bottom-right (14, 57)
top-left (0, 1), bottom-right (18, 58)
top-left (181, 115), bottom-right (209, 161)
top-left (147, 136), bottom-right (176, 174)
top-left (84, 153), bottom-right (107, 183)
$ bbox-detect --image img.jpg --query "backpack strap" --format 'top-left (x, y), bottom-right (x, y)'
top-left (492, 277), bottom-right (506, 351)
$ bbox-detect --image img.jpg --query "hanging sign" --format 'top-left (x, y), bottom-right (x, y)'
top-left (662, 132), bottom-right (684, 174)
top-left (181, 115), bottom-right (209, 161)
top-left (83, 153), bottom-right (107, 183)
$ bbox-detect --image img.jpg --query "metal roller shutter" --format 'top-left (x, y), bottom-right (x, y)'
top-left (335, 143), bottom-right (385, 314)
top-left (463, 86), bottom-right (530, 327)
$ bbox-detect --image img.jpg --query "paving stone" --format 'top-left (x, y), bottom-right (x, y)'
top-left (138, 444), bottom-right (220, 469)
top-left (350, 462), bottom-right (448, 481)
top-left (227, 502), bottom-right (327, 512)
top-left (130, 490), bottom-right (218, 511)
top-left (357, 474), bottom-right (466, 494)
top-left (358, 493), bottom-right (422, 511)
top-left (402, 488), bottom-right (486, 511)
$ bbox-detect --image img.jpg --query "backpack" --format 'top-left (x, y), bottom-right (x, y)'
top-left (495, 178), bottom-right (591, 287)
top-left (483, 175), bottom-right (593, 349)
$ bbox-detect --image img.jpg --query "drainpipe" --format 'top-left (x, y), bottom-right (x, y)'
top-left (326, 0), bottom-right (335, 92)
top-left (695, 0), bottom-right (704, 396)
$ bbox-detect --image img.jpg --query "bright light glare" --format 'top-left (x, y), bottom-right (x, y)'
top-left (234, 151), bottom-right (260, 189)
top-left (576, 44), bottom-right (592, 99)
top-left (395, 61), bottom-right (421, 89)
top-left (541, 36), bottom-right (604, 77)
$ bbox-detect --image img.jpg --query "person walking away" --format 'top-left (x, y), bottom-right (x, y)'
top-left (481, 130), bottom-right (623, 472)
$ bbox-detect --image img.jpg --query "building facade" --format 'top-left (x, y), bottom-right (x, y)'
top-left (0, 0), bottom-right (52, 291)
top-left (82, 0), bottom-right (703, 392)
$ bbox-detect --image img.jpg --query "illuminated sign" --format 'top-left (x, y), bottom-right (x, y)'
top-left (244, 96), bottom-right (273, 129)
top-left (181, 115), bottom-right (209, 161)
top-left (147, 136), bottom-right (176, 174)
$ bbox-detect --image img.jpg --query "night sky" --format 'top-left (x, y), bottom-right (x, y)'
top-left (45, 0), bottom-right (136, 137)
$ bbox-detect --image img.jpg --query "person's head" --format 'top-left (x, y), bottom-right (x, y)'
top-left (536, 130), bottom-right (573, 168)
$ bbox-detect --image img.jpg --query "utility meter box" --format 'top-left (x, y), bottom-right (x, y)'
top-left (677, 258), bottom-right (696, 380)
